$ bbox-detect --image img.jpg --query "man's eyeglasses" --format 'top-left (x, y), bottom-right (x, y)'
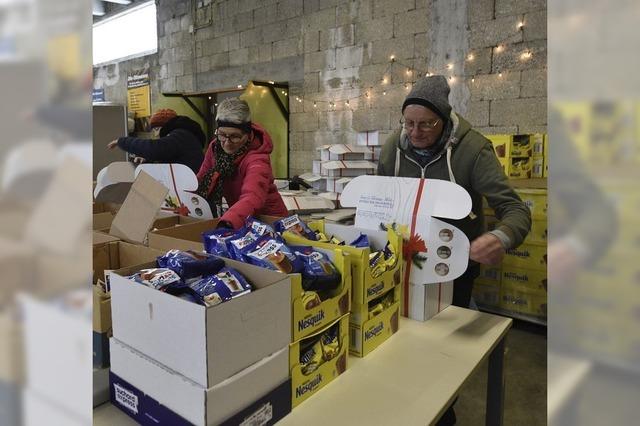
top-left (400, 118), bottom-right (440, 132)
top-left (216, 130), bottom-right (245, 143)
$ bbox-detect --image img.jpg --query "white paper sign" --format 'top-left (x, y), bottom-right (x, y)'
top-left (341, 176), bottom-right (472, 285)
top-left (135, 164), bottom-right (212, 219)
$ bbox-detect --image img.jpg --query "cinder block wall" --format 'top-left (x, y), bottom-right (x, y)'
top-left (94, 0), bottom-right (547, 177)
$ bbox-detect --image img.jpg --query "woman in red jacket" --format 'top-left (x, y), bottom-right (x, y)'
top-left (196, 98), bottom-right (288, 229)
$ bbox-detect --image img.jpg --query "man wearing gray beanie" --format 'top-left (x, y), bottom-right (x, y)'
top-left (378, 75), bottom-right (531, 309)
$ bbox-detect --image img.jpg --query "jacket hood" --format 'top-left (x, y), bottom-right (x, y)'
top-left (161, 116), bottom-right (207, 146)
top-left (247, 122), bottom-right (273, 155)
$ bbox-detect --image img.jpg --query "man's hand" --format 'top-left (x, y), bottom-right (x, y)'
top-left (107, 139), bottom-right (118, 149)
top-left (132, 156), bottom-right (146, 164)
top-left (470, 233), bottom-right (506, 265)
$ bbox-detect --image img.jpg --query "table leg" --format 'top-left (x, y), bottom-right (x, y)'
top-left (486, 337), bottom-right (506, 426)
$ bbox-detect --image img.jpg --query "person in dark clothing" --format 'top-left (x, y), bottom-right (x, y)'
top-left (108, 108), bottom-right (206, 174)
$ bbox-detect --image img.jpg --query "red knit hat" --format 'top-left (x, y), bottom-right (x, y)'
top-left (149, 109), bottom-right (177, 128)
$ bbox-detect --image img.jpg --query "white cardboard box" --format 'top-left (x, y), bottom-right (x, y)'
top-left (408, 281), bottom-right (454, 321)
top-left (110, 258), bottom-right (291, 388)
top-left (320, 160), bottom-right (377, 177)
top-left (356, 131), bottom-right (381, 146)
top-left (110, 338), bottom-right (289, 426)
top-left (317, 144), bottom-right (375, 161)
top-left (20, 294), bottom-right (92, 423)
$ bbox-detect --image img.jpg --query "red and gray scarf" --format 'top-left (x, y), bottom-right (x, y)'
top-left (196, 138), bottom-right (250, 217)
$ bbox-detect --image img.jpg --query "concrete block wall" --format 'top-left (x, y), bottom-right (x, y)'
top-left (94, 0), bottom-right (547, 177)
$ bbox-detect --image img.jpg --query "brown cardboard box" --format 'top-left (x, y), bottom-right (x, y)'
top-left (93, 241), bottom-right (165, 285)
top-left (93, 285), bottom-right (111, 334)
top-left (148, 219), bottom-right (218, 252)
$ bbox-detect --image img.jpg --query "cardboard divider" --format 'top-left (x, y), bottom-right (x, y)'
top-left (289, 314), bottom-right (349, 408)
top-left (110, 258), bottom-right (292, 388)
top-left (349, 285), bottom-right (401, 357)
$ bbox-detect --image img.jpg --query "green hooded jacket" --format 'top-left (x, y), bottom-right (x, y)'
top-left (377, 112), bottom-right (531, 249)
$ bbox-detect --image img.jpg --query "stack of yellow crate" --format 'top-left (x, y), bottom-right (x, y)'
top-left (487, 134), bottom-right (547, 179)
top-left (474, 183), bottom-right (548, 322)
top-left (284, 221), bottom-right (403, 359)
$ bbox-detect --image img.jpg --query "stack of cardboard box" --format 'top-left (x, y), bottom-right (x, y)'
top-left (474, 187), bottom-right (548, 321)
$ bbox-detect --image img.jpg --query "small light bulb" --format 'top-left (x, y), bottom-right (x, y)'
top-left (313, 102), bottom-right (317, 108)
top-left (517, 21), bottom-right (525, 29)
top-left (382, 91), bottom-right (386, 96)
top-left (268, 80), bottom-right (275, 84)
top-left (447, 63), bottom-right (453, 70)
top-left (214, 103), bottom-right (218, 107)
top-left (237, 84), bottom-right (243, 89)
top-left (449, 76), bottom-right (455, 83)
top-left (406, 69), bottom-right (412, 75)
top-left (467, 54), bottom-right (474, 61)
top-left (471, 77), bottom-right (475, 83)
top-left (495, 45), bottom-right (504, 53)
top-left (365, 92), bottom-right (370, 98)
top-left (404, 83), bottom-right (409, 89)
top-left (521, 51), bottom-right (532, 60)
top-left (382, 77), bottom-right (388, 84)
top-left (390, 55), bottom-right (395, 61)
top-left (298, 98), bottom-right (302, 103)
top-left (498, 72), bottom-right (503, 78)
top-left (426, 72), bottom-right (432, 77)
top-left (208, 96), bottom-right (212, 100)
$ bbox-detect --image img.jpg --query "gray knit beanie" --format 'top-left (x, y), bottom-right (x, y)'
top-left (402, 75), bottom-right (452, 122)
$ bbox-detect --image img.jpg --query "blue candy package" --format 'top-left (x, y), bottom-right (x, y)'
top-left (156, 250), bottom-right (225, 280)
top-left (226, 228), bottom-right (258, 261)
top-left (291, 246), bottom-right (342, 292)
top-left (202, 228), bottom-right (236, 257)
top-left (273, 215), bottom-right (317, 240)
top-left (189, 267), bottom-right (252, 307)
top-left (245, 216), bottom-right (278, 239)
top-left (244, 236), bottom-right (304, 274)
top-left (349, 233), bottom-right (370, 248)
top-left (129, 268), bottom-right (182, 291)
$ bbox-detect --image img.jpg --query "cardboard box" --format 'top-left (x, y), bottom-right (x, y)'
top-left (487, 134), bottom-right (532, 158)
top-left (110, 338), bottom-right (291, 426)
top-left (94, 367), bottom-right (110, 407)
top-left (20, 294), bottom-right (92, 422)
top-left (317, 144), bottom-right (375, 161)
top-left (290, 247), bottom-right (351, 342)
top-left (501, 266), bottom-right (547, 294)
top-left (22, 388), bottom-right (86, 426)
top-left (320, 160), bottom-right (377, 178)
top-left (504, 243), bottom-right (547, 272)
top-left (284, 221), bottom-right (403, 306)
top-left (148, 219), bottom-right (217, 252)
top-left (479, 264), bottom-right (502, 283)
top-left (532, 134), bottom-right (545, 157)
top-left (515, 188), bottom-right (547, 219)
top-left (93, 285), bottom-right (111, 333)
top-left (356, 130), bottom-right (381, 146)
top-left (0, 308), bottom-right (23, 384)
top-left (93, 241), bottom-right (166, 286)
top-left (0, 380), bottom-right (20, 426)
top-left (93, 331), bottom-right (110, 368)
top-left (500, 285), bottom-right (547, 317)
top-left (472, 279), bottom-right (501, 307)
top-left (407, 281), bottom-right (453, 321)
top-left (93, 211), bottom-right (114, 231)
top-left (148, 219), bottom-right (350, 342)
top-left (532, 157), bottom-right (544, 178)
top-left (110, 258), bottom-right (291, 388)
top-left (508, 156), bottom-right (532, 179)
top-left (290, 314), bottom-right (349, 408)
top-left (524, 218), bottom-right (547, 245)
top-left (349, 286), bottom-right (400, 357)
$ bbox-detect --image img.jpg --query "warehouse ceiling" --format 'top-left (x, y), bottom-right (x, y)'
top-left (93, 0), bottom-right (145, 21)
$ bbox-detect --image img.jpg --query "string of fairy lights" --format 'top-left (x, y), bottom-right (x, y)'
top-left (277, 19), bottom-right (536, 110)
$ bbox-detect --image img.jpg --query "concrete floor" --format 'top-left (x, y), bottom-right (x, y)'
top-left (456, 319), bottom-right (547, 425)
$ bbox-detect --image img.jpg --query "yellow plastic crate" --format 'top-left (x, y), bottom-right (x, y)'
top-left (515, 188), bottom-right (547, 219)
top-left (501, 266), bottom-right (547, 295)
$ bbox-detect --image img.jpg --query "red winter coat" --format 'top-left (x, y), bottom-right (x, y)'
top-left (197, 123), bottom-right (289, 229)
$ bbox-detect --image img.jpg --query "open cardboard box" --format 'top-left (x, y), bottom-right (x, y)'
top-left (147, 218), bottom-right (352, 342)
top-left (93, 240), bottom-right (165, 286)
top-left (110, 339), bottom-right (291, 426)
top-left (110, 257), bottom-right (291, 388)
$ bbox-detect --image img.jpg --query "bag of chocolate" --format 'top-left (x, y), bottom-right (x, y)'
top-left (156, 250), bottom-right (225, 280)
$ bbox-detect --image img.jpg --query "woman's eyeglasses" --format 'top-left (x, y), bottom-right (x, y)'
top-left (399, 118), bottom-right (440, 132)
top-left (216, 130), bottom-right (245, 143)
